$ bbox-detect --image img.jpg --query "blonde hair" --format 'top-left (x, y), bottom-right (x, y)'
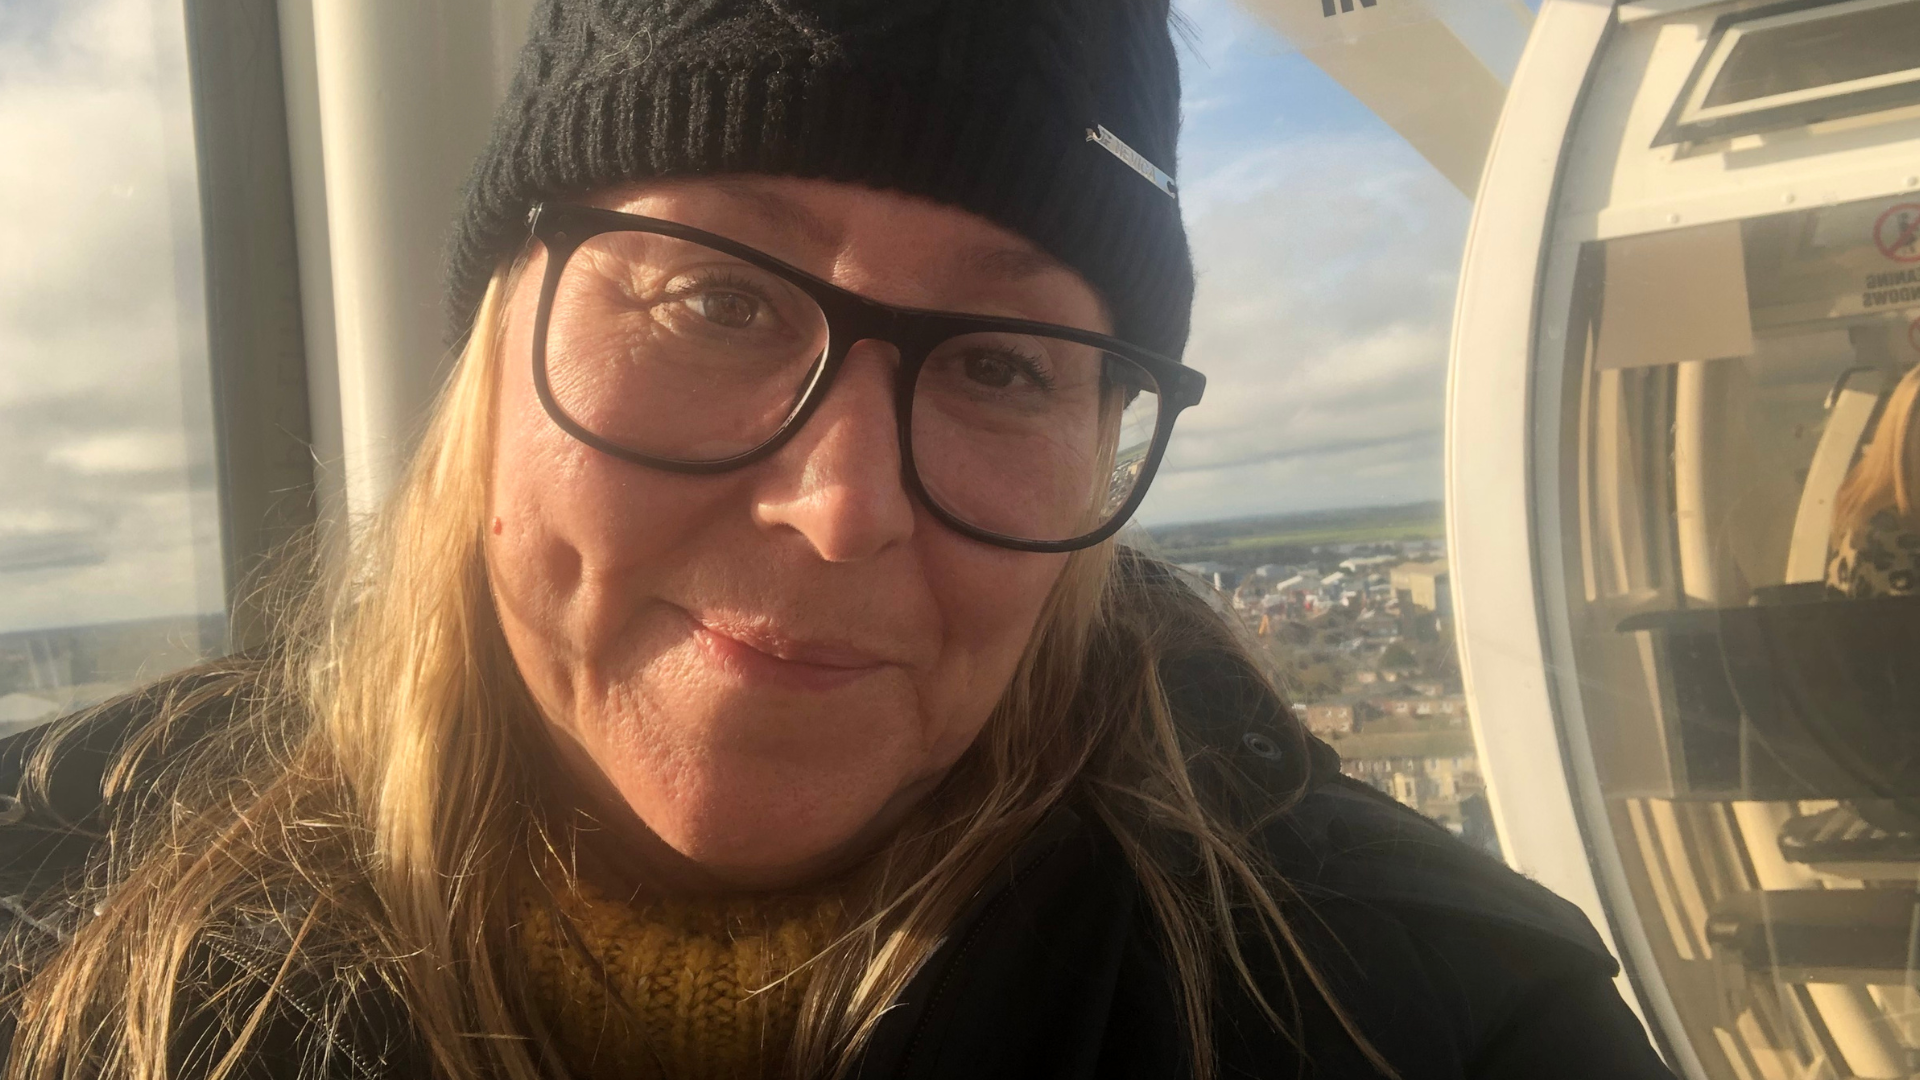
top-left (1834, 363), bottom-right (1920, 541)
top-left (3, 267), bottom-right (1387, 1080)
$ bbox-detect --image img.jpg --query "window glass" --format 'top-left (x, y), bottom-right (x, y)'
top-left (1703, 0), bottom-right (1920, 108)
top-left (1553, 188), bottom-right (1920, 1080)
top-left (1540, 0), bottom-right (1920, 1057)
top-left (0, 0), bottom-right (224, 733)
top-left (1142, 0), bottom-right (1491, 851)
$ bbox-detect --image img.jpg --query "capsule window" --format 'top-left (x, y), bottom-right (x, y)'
top-left (0, 1), bottom-right (226, 732)
top-left (1656, 0), bottom-right (1920, 146)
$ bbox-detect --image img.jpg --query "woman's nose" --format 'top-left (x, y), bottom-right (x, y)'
top-left (751, 341), bottom-right (915, 562)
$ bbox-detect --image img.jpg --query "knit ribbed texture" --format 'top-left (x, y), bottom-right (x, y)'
top-left (447, 0), bottom-right (1194, 358)
top-left (517, 881), bottom-right (842, 1080)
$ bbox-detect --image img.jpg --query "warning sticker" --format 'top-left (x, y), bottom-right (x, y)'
top-left (1864, 266), bottom-right (1920, 309)
top-left (1747, 196), bottom-right (1920, 330)
top-left (1873, 203), bottom-right (1920, 263)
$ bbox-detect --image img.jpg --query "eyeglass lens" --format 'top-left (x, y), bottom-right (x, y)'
top-left (542, 230), bottom-right (1163, 545)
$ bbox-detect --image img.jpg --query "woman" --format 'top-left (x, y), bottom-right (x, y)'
top-left (0, 1), bottom-right (1673, 1078)
top-left (1829, 362), bottom-right (1920, 598)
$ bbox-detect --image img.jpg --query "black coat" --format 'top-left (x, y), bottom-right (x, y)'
top-left (0, 665), bottom-right (1677, 1080)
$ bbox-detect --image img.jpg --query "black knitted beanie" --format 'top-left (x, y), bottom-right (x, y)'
top-left (446, 0), bottom-right (1195, 359)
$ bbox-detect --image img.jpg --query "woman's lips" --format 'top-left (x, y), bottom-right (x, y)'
top-left (684, 611), bottom-right (890, 692)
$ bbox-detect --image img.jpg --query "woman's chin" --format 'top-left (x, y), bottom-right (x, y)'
top-left (622, 768), bottom-right (906, 891)
top-left (648, 807), bottom-right (872, 891)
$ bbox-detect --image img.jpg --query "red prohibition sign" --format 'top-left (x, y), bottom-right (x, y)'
top-left (1874, 203), bottom-right (1920, 263)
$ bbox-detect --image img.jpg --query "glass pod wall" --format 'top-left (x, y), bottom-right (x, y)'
top-left (1524, 1), bottom-right (1920, 1075)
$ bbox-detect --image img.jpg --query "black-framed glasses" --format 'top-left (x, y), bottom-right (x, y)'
top-left (526, 203), bottom-right (1206, 553)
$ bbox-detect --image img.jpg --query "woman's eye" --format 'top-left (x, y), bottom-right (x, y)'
top-left (684, 290), bottom-right (760, 329)
top-left (961, 350), bottom-right (1048, 390)
top-left (964, 353), bottom-right (1019, 388)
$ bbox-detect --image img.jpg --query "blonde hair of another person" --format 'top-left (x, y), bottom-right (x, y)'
top-left (3, 266), bottom-right (1392, 1080)
top-left (1834, 363), bottom-right (1920, 543)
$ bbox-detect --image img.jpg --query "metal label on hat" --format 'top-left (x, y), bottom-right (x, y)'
top-left (1086, 125), bottom-right (1178, 199)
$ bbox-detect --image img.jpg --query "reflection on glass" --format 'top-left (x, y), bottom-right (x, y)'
top-left (0, 0), bottom-right (224, 733)
top-left (1826, 364), bottom-right (1920, 599)
top-left (1556, 192), bottom-right (1920, 1079)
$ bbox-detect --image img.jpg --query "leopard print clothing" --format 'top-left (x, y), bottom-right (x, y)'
top-left (1826, 508), bottom-right (1920, 598)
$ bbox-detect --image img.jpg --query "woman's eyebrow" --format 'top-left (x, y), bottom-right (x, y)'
top-left (960, 244), bottom-right (1074, 283)
top-left (705, 180), bottom-right (840, 249)
top-left (695, 182), bottom-right (1070, 284)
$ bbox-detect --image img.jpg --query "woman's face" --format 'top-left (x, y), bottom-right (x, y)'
top-left (488, 177), bottom-right (1109, 891)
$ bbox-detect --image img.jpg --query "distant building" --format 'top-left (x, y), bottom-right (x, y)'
top-left (1391, 560), bottom-right (1452, 616)
top-left (1359, 618), bottom-right (1399, 640)
top-left (1298, 700), bottom-right (1357, 735)
top-left (1391, 771), bottom-right (1420, 806)
top-left (1331, 727), bottom-right (1481, 824)
top-left (1339, 554), bottom-right (1397, 573)
top-left (1373, 695), bottom-right (1470, 723)
top-left (1174, 562), bottom-right (1235, 591)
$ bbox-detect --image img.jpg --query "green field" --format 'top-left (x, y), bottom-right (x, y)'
top-left (1142, 501), bottom-right (1443, 565)
top-left (1327, 728), bottom-right (1476, 762)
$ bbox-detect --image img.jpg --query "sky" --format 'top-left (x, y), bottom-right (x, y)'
top-left (0, 0), bottom-right (224, 635)
top-left (1139, 0), bottom-right (1472, 526)
top-left (0, 0), bottom-right (1480, 633)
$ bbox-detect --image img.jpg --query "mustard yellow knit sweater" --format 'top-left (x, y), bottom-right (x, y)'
top-left (517, 881), bottom-right (842, 1080)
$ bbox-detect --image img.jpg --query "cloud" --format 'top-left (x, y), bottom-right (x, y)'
top-left (46, 429), bottom-right (190, 476)
top-left (1130, 2), bottom-right (1471, 527)
top-left (0, 0), bottom-right (223, 633)
top-left (1139, 130), bottom-right (1468, 525)
top-left (0, 534), bottom-right (110, 575)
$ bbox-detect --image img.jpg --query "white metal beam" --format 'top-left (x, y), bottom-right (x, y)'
top-left (1237, 0), bottom-right (1532, 195)
top-left (277, 0), bottom-right (535, 532)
